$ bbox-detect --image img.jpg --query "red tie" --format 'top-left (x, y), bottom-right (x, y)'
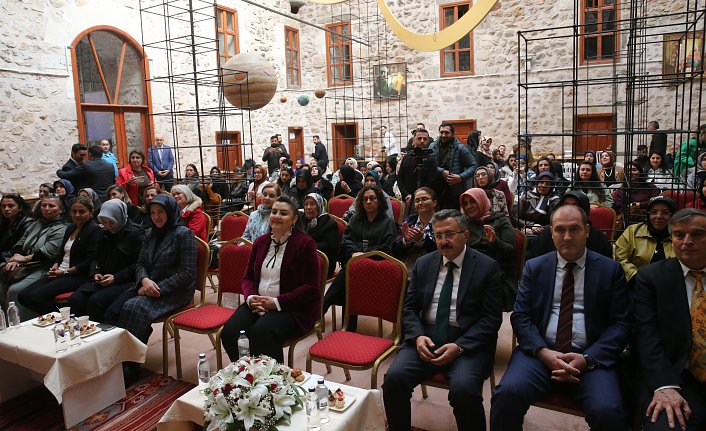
top-left (555, 262), bottom-right (576, 353)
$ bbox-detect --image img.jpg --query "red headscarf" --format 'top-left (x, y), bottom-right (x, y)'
top-left (460, 188), bottom-right (491, 222)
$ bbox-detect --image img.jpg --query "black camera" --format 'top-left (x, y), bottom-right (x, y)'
top-left (413, 147), bottom-right (433, 156)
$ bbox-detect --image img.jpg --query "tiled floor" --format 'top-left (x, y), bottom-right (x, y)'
top-left (147, 289), bottom-right (590, 431)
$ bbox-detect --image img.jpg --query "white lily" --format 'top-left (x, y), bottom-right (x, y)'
top-left (272, 391), bottom-right (296, 419)
top-left (235, 391), bottom-right (271, 430)
top-left (206, 393), bottom-right (234, 431)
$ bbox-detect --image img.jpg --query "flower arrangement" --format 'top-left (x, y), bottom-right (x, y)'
top-left (202, 355), bottom-right (306, 431)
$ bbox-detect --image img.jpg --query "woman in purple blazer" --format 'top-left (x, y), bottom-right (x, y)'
top-left (221, 195), bottom-right (321, 363)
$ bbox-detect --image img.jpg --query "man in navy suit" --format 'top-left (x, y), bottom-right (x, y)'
top-left (383, 209), bottom-right (503, 430)
top-left (490, 205), bottom-right (630, 430)
top-left (148, 133), bottom-right (175, 191)
top-left (56, 145), bottom-right (116, 200)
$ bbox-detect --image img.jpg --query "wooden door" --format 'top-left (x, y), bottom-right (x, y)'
top-left (332, 122), bottom-right (358, 167)
top-left (574, 114), bottom-right (615, 154)
top-left (215, 131), bottom-right (242, 172)
top-left (442, 119), bottom-right (477, 145)
top-left (288, 127), bottom-right (304, 161)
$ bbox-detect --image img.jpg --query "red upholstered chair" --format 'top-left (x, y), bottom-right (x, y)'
top-left (283, 251), bottom-right (330, 369)
top-left (325, 215), bottom-right (347, 332)
top-left (421, 367), bottom-right (497, 399)
top-left (306, 251), bottom-right (407, 388)
top-left (165, 238), bottom-right (252, 379)
top-left (661, 190), bottom-right (696, 209)
top-left (588, 205), bottom-right (617, 241)
top-left (390, 197), bottom-right (405, 224)
top-left (220, 211), bottom-right (249, 242)
top-left (513, 229), bottom-right (527, 281)
top-left (327, 194), bottom-right (354, 219)
top-left (54, 292), bottom-right (72, 305)
top-left (160, 236), bottom-right (210, 376)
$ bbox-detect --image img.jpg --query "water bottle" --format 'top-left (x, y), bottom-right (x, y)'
top-left (197, 353), bottom-right (210, 384)
top-left (7, 302), bottom-right (20, 330)
top-left (53, 320), bottom-right (68, 353)
top-left (306, 387), bottom-right (321, 430)
top-left (316, 378), bottom-right (330, 423)
top-left (0, 308), bottom-right (6, 333)
top-left (237, 330), bottom-right (250, 358)
top-left (68, 314), bottom-right (81, 347)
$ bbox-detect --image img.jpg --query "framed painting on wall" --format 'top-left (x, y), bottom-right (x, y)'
top-left (373, 63), bottom-right (407, 99)
top-left (663, 31), bottom-right (704, 77)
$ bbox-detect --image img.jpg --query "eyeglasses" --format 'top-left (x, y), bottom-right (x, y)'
top-left (433, 231), bottom-right (465, 240)
top-left (648, 210), bottom-right (672, 216)
top-left (363, 196), bottom-right (378, 202)
top-left (414, 197), bottom-right (431, 204)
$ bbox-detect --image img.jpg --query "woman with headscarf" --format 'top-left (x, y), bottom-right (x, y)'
top-left (243, 183), bottom-right (281, 242)
top-left (460, 188), bottom-right (517, 310)
top-left (0, 194), bottom-right (33, 259)
top-left (516, 171), bottom-right (561, 235)
top-left (78, 188), bottom-right (102, 219)
top-left (302, 193), bottom-right (339, 278)
top-left (53, 179), bottom-right (75, 202)
top-left (472, 165), bottom-right (509, 217)
top-left (612, 161), bottom-right (660, 215)
top-left (68, 199), bottom-right (145, 322)
top-left (171, 184), bottom-right (208, 241)
top-left (0, 195), bottom-right (69, 320)
top-left (334, 164), bottom-right (363, 198)
top-left (330, 158), bottom-right (363, 190)
top-left (392, 187), bottom-right (437, 272)
top-left (104, 194), bottom-right (197, 380)
top-left (597, 150), bottom-right (625, 185)
top-left (107, 184), bottom-right (143, 226)
top-left (18, 197), bottom-right (102, 317)
top-left (293, 158), bottom-right (306, 176)
top-left (687, 152), bottom-right (706, 188)
top-left (571, 161), bottom-right (613, 206)
top-left (311, 165), bottom-right (333, 200)
top-left (290, 169), bottom-right (318, 209)
top-left (484, 161), bottom-right (513, 211)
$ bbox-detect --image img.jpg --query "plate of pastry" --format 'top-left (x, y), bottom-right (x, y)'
top-left (327, 387), bottom-right (356, 412)
top-left (80, 324), bottom-right (102, 338)
top-left (34, 313), bottom-right (59, 327)
top-left (290, 368), bottom-right (312, 385)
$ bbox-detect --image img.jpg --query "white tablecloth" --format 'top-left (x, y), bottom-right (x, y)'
top-left (0, 322), bottom-right (146, 403)
top-left (157, 375), bottom-right (386, 431)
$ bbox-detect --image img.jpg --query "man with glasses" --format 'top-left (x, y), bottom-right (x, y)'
top-left (491, 205), bottom-right (630, 430)
top-left (398, 128), bottom-right (440, 209)
top-left (383, 209), bottom-right (503, 430)
top-left (430, 122), bottom-right (477, 210)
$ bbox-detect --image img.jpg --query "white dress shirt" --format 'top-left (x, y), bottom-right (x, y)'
top-left (424, 247), bottom-right (467, 328)
top-left (544, 249), bottom-right (588, 351)
top-left (247, 238), bottom-right (289, 313)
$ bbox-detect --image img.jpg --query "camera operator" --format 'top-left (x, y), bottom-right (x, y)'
top-left (398, 128), bottom-right (440, 208)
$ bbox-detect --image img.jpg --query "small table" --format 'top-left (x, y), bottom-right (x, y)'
top-left (157, 376), bottom-right (386, 431)
top-left (0, 321), bottom-right (147, 428)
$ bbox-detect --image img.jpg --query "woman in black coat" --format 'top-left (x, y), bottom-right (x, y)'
top-left (18, 197), bottom-right (102, 316)
top-left (0, 194), bottom-right (33, 259)
top-left (303, 193), bottom-right (339, 277)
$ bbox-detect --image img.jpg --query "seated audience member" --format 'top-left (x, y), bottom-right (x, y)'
top-left (246, 164), bottom-right (269, 207)
top-left (302, 193), bottom-right (338, 278)
top-left (33, 183), bottom-right (54, 219)
top-left (78, 188), bottom-right (102, 219)
top-left (289, 169), bottom-right (318, 210)
top-left (209, 166), bottom-right (230, 199)
top-left (243, 183), bottom-right (281, 242)
top-left (220, 195), bottom-right (320, 364)
top-left (597, 150), bottom-right (625, 186)
top-left (635, 144), bottom-right (651, 173)
top-left (485, 161), bottom-right (513, 212)
top-left (533, 157), bottom-right (553, 179)
top-left (528, 191), bottom-right (613, 259)
top-left (392, 187), bottom-right (438, 272)
top-left (632, 208), bottom-right (706, 431)
top-left (181, 163), bottom-right (200, 192)
top-left (330, 157), bottom-right (364, 189)
top-left (322, 184), bottom-right (397, 332)
top-left (688, 174), bottom-right (706, 211)
top-left (686, 152), bottom-right (706, 188)
top-left (645, 151), bottom-right (673, 191)
top-left (171, 185), bottom-right (207, 241)
top-left (460, 188), bottom-right (517, 310)
top-left (473, 166), bottom-right (510, 217)
top-left (343, 171), bottom-right (394, 222)
top-left (311, 165), bottom-right (333, 200)
top-left (572, 161), bottom-right (613, 207)
top-left (584, 150), bottom-right (598, 168)
top-left (293, 158), bottom-right (305, 176)
top-left (612, 161), bottom-right (660, 215)
top-left (490, 205), bottom-right (630, 431)
top-left (0, 194), bottom-right (33, 259)
top-left (0, 195), bottom-right (69, 320)
top-left (116, 149), bottom-right (156, 206)
top-left (53, 179), bottom-right (75, 202)
top-left (68, 200), bottom-right (144, 322)
top-left (18, 197), bottom-right (101, 316)
top-left (334, 164), bottom-right (363, 198)
top-left (382, 155), bottom-right (398, 197)
top-left (382, 209), bottom-right (503, 431)
top-left (277, 166), bottom-right (294, 195)
top-left (107, 184), bottom-right (142, 224)
top-left (516, 171), bottom-right (560, 236)
top-left (501, 154), bottom-right (517, 181)
top-left (135, 185), bottom-right (161, 227)
top-left (551, 161), bottom-right (571, 196)
top-left (104, 194), bottom-right (196, 379)
top-left (614, 196), bottom-right (676, 287)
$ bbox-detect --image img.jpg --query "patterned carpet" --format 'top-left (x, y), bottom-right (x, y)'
top-left (0, 370), bottom-right (194, 431)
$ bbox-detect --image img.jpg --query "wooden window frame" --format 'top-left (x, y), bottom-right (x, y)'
top-left (439, 1), bottom-right (474, 77)
top-left (325, 22), bottom-right (353, 87)
top-left (580, 0), bottom-right (620, 64)
top-left (215, 5), bottom-right (240, 66)
top-left (285, 26), bottom-right (302, 88)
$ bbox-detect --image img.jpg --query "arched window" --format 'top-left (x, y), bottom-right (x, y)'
top-left (70, 26), bottom-right (153, 167)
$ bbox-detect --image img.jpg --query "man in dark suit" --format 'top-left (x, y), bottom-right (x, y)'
top-left (633, 208), bottom-right (706, 430)
top-left (382, 209), bottom-right (503, 430)
top-left (490, 205), bottom-right (631, 430)
top-left (309, 134), bottom-right (329, 174)
top-left (648, 120), bottom-right (668, 157)
top-left (397, 128), bottom-right (439, 209)
top-left (61, 143), bottom-right (87, 172)
top-left (147, 134), bottom-right (175, 192)
top-left (56, 145), bottom-right (116, 200)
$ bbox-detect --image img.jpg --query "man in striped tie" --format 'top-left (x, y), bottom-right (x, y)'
top-left (490, 204), bottom-right (631, 430)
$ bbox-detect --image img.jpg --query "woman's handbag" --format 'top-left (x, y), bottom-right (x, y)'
top-left (0, 261), bottom-right (42, 285)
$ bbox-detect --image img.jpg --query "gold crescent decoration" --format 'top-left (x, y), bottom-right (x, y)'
top-left (309, 0), bottom-right (498, 52)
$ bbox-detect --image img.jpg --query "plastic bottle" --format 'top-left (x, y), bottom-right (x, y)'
top-left (6, 302), bottom-right (20, 330)
top-left (0, 308), bottom-right (6, 333)
top-left (53, 319), bottom-right (68, 353)
top-left (316, 378), bottom-right (330, 423)
top-left (197, 353), bottom-right (210, 384)
top-left (237, 330), bottom-right (250, 358)
top-left (306, 387), bottom-right (321, 430)
top-left (68, 314), bottom-right (81, 347)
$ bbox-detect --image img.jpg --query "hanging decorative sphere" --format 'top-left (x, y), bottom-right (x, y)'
top-left (297, 95), bottom-right (310, 106)
top-left (221, 53), bottom-right (278, 110)
top-left (314, 88), bottom-right (326, 98)
top-left (280, 95), bottom-right (287, 103)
